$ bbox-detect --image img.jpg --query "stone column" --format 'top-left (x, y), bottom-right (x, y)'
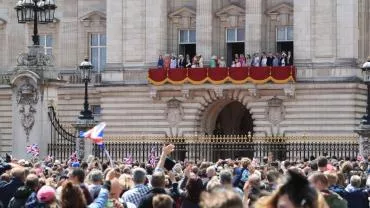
top-left (145, 0), bottom-right (167, 65)
top-left (245, 0), bottom-right (263, 55)
top-left (72, 120), bottom-right (97, 160)
top-left (293, 0), bottom-right (312, 64)
top-left (196, 0), bottom-right (213, 63)
top-left (106, 0), bottom-right (123, 69)
top-left (336, 0), bottom-right (358, 60)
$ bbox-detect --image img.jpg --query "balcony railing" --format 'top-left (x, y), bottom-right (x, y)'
top-left (148, 66), bottom-right (296, 85)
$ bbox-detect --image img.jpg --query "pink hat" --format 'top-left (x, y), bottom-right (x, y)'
top-left (37, 186), bottom-right (56, 203)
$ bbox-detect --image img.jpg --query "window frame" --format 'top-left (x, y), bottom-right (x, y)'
top-left (179, 29), bottom-right (196, 45)
top-left (276, 26), bottom-right (294, 42)
top-left (89, 33), bottom-right (107, 73)
top-left (226, 28), bottom-right (245, 43)
top-left (39, 34), bottom-right (53, 55)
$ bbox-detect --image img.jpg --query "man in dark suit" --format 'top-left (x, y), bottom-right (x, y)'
top-left (0, 167), bottom-right (25, 207)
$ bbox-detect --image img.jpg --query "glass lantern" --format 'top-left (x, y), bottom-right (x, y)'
top-left (37, 1), bottom-right (47, 24)
top-left (44, 0), bottom-right (57, 23)
top-left (15, 1), bottom-right (26, 23)
top-left (362, 67), bottom-right (370, 84)
top-left (23, 0), bottom-right (35, 22)
top-left (79, 58), bottom-right (93, 80)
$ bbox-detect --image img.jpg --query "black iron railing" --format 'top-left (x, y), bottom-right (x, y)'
top-left (47, 106), bottom-right (76, 161)
top-left (92, 137), bottom-right (359, 163)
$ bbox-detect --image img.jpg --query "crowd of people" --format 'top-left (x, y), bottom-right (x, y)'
top-left (157, 51), bottom-right (293, 69)
top-left (0, 144), bottom-right (369, 208)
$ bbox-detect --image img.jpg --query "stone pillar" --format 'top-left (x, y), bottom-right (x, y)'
top-left (10, 46), bottom-right (52, 159)
top-left (355, 125), bottom-right (370, 158)
top-left (106, 0), bottom-right (123, 69)
top-left (293, 0), bottom-right (312, 64)
top-left (336, 0), bottom-right (358, 60)
top-left (145, 0), bottom-right (167, 65)
top-left (245, 0), bottom-right (263, 55)
top-left (72, 120), bottom-right (97, 160)
top-left (196, 0), bottom-right (213, 63)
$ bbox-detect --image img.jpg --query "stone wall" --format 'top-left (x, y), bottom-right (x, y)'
top-left (0, 86), bottom-right (12, 155)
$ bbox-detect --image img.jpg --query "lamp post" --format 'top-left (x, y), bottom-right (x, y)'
top-left (15, 0), bottom-right (57, 45)
top-left (355, 63), bottom-right (370, 158)
top-left (78, 58), bottom-right (94, 120)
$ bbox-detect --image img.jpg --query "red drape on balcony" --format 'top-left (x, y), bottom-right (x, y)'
top-left (148, 66), bottom-right (296, 85)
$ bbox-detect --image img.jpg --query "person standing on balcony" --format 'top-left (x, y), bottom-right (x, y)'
top-left (267, 52), bottom-right (274, 66)
top-left (252, 53), bottom-right (260, 67)
top-left (178, 55), bottom-right (185, 68)
top-left (185, 54), bottom-right (192, 68)
top-left (199, 55), bottom-right (204, 68)
top-left (260, 53), bottom-right (268, 67)
top-left (170, 56), bottom-right (177, 69)
top-left (273, 53), bottom-right (279, 67)
top-left (219, 57), bottom-right (226, 67)
top-left (210, 56), bottom-right (217, 68)
top-left (287, 51), bottom-right (293, 66)
top-left (157, 55), bottom-right (164, 68)
top-left (240, 54), bottom-right (246, 67)
top-left (164, 55), bottom-right (171, 70)
top-left (280, 51), bottom-right (287, 67)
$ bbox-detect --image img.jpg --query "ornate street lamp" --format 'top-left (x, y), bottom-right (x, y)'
top-left (361, 65), bottom-right (370, 125)
top-left (78, 58), bottom-right (94, 120)
top-left (15, 0), bottom-right (57, 45)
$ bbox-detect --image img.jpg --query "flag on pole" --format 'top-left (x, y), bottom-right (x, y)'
top-left (149, 146), bottom-right (157, 167)
top-left (124, 154), bottom-right (133, 165)
top-left (80, 122), bottom-right (106, 146)
top-left (26, 144), bottom-right (40, 157)
top-left (69, 151), bottom-right (78, 163)
top-left (44, 155), bottom-right (53, 163)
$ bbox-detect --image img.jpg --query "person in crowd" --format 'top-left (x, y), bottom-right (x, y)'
top-left (243, 174), bottom-right (263, 207)
top-left (263, 169), bottom-right (279, 192)
top-left (61, 181), bottom-right (87, 208)
top-left (69, 168), bottom-right (93, 205)
top-left (210, 56), bottom-right (217, 68)
top-left (157, 55), bottom-right (164, 68)
top-left (219, 170), bottom-right (243, 197)
top-left (185, 54), bottom-right (192, 68)
top-left (0, 167), bottom-right (25, 207)
top-left (87, 170), bottom-right (103, 200)
top-left (199, 190), bottom-right (244, 208)
top-left (202, 166), bottom-right (216, 189)
top-left (118, 173), bottom-right (134, 196)
top-left (179, 175), bottom-right (203, 208)
top-left (0, 173), bottom-right (10, 184)
top-left (178, 55), bottom-right (185, 68)
top-left (170, 56), bottom-right (177, 69)
top-left (318, 157), bottom-right (328, 172)
top-left (138, 144), bottom-right (179, 208)
top-left (152, 194), bottom-right (173, 208)
top-left (343, 175), bottom-right (369, 208)
top-left (255, 170), bottom-right (329, 208)
top-left (218, 57), bottom-right (226, 68)
top-left (308, 172), bottom-right (347, 208)
top-left (326, 171), bottom-right (346, 197)
top-left (121, 168), bottom-right (150, 207)
top-left (8, 174), bottom-right (39, 208)
top-left (233, 158), bottom-right (251, 190)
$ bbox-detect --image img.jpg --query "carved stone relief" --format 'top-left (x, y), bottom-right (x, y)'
top-left (266, 97), bottom-right (285, 136)
top-left (16, 78), bottom-right (38, 141)
top-left (165, 98), bottom-right (184, 137)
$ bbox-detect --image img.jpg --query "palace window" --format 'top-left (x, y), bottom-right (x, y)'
top-left (91, 104), bottom-right (102, 115)
top-left (40, 34), bottom-right (53, 55)
top-left (276, 26), bottom-right (293, 42)
top-left (90, 33), bottom-right (106, 73)
top-left (226, 28), bottom-right (245, 43)
top-left (179, 29), bottom-right (196, 44)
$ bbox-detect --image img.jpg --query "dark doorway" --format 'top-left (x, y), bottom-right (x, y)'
top-left (212, 101), bottom-right (254, 159)
top-left (179, 44), bottom-right (196, 60)
top-left (277, 41), bottom-right (293, 55)
top-left (227, 43), bottom-right (245, 67)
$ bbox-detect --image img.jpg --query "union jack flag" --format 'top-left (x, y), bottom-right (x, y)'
top-left (26, 144), bottom-right (40, 157)
top-left (80, 122), bottom-right (106, 146)
top-left (124, 154), bottom-right (133, 165)
top-left (44, 155), bottom-right (53, 163)
top-left (149, 146), bottom-right (157, 167)
top-left (69, 151), bottom-right (78, 163)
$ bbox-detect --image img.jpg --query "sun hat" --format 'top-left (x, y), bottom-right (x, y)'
top-left (37, 185), bottom-right (56, 203)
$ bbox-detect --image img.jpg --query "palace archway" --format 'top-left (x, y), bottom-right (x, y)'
top-left (201, 99), bottom-right (254, 136)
